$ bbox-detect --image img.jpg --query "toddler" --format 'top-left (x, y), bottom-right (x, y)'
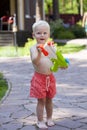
top-left (30, 20), bottom-right (66, 129)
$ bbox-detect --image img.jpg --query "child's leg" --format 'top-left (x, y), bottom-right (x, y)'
top-left (36, 98), bottom-right (48, 128)
top-left (45, 97), bottom-right (55, 126)
top-left (45, 97), bottom-right (53, 120)
top-left (36, 98), bottom-right (46, 121)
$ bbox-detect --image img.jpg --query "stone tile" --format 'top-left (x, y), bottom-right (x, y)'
top-left (24, 103), bottom-right (37, 114)
top-left (69, 116), bottom-right (85, 121)
top-left (54, 107), bottom-right (87, 118)
top-left (0, 126), bottom-right (4, 130)
top-left (55, 118), bottom-right (82, 129)
top-left (79, 118), bottom-right (87, 124)
top-left (1, 122), bottom-right (22, 130)
top-left (17, 115), bottom-right (37, 125)
top-left (48, 125), bottom-right (70, 130)
top-left (0, 105), bottom-right (22, 115)
top-left (21, 125), bottom-right (36, 130)
top-left (53, 108), bottom-right (72, 120)
top-left (77, 102), bottom-right (87, 110)
top-left (75, 128), bottom-right (87, 130)
top-left (80, 125), bottom-right (87, 129)
top-left (0, 117), bottom-right (13, 125)
top-left (3, 99), bottom-right (29, 105)
top-left (0, 111), bottom-right (11, 118)
top-left (8, 94), bottom-right (28, 100)
top-left (12, 109), bottom-right (32, 119)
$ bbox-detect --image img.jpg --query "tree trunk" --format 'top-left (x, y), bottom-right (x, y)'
top-left (80, 0), bottom-right (83, 16)
top-left (62, 0), bottom-right (66, 13)
top-left (36, 0), bottom-right (45, 21)
top-left (53, 0), bottom-right (59, 20)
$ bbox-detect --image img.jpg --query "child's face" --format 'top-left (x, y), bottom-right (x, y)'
top-left (33, 25), bottom-right (50, 44)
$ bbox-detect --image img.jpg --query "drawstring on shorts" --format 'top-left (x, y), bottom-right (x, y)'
top-left (46, 76), bottom-right (50, 91)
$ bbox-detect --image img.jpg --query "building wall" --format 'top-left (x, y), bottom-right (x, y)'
top-left (0, 0), bottom-right (37, 46)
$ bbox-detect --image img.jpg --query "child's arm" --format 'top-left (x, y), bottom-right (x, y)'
top-left (30, 46), bottom-right (41, 65)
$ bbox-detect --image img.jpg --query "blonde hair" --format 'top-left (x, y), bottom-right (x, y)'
top-left (32, 20), bottom-right (50, 33)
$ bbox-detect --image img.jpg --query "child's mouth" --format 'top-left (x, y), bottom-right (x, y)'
top-left (40, 39), bottom-right (45, 41)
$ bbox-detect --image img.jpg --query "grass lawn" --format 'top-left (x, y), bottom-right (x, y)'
top-left (57, 44), bottom-right (86, 54)
top-left (0, 44), bottom-right (86, 57)
top-left (0, 73), bottom-right (8, 100)
top-left (0, 46), bottom-right (27, 57)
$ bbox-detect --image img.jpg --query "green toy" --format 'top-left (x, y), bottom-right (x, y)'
top-left (37, 41), bottom-right (69, 72)
top-left (50, 49), bottom-right (69, 72)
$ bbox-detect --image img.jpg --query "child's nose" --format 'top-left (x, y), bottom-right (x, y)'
top-left (41, 33), bottom-right (44, 36)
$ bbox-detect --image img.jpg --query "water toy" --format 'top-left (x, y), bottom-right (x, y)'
top-left (37, 41), bottom-right (69, 72)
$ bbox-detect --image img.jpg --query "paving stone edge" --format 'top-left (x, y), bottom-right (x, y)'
top-left (0, 78), bottom-right (12, 104)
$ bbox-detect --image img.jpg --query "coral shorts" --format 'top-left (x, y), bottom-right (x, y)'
top-left (30, 72), bottom-right (56, 99)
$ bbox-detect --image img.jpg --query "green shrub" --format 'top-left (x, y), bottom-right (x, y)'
top-left (50, 19), bottom-right (64, 37)
top-left (50, 19), bottom-right (75, 39)
top-left (50, 19), bottom-right (86, 39)
top-left (70, 25), bottom-right (86, 38)
top-left (24, 38), bottom-right (36, 55)
top-left (54, 30), bottom-right (75, 39)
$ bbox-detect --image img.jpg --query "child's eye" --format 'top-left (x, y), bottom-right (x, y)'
top-left (36, 32), bottom-right (47, 35)
top-left (44, 32), bottom-right (47, 34)
top-left (37, 32), bottom-right (41, 34)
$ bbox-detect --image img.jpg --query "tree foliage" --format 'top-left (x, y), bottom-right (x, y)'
top-left (45, 0), bottom-right (87, 15)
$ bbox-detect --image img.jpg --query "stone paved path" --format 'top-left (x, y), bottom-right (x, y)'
top-left (0, 42), bottom-right (87, 130)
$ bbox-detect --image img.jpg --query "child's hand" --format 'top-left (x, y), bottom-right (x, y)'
top-left (37, 44), bottom-right (48, 56)
top-left (36, 46), bottom-right (41, 52)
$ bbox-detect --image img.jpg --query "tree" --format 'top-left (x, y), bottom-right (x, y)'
top-left (53, 0), bottom-right (59, 20)
top-left (62, 0), bottom-right (66, 13)
top-left (36, 0), bottom-right (45, 21)
top-left (80, 0), bottom-right (83, 16)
